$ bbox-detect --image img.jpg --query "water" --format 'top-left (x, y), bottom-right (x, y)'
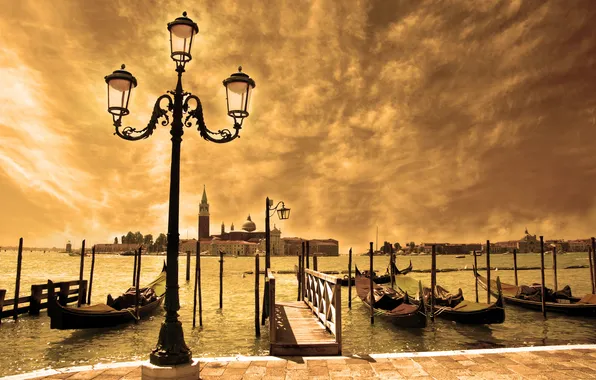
top-left (1, 251), bottom-right (596, 377)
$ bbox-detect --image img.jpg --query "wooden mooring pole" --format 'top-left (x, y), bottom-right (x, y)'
top-left (486, 240), bottom-right (491, 304)
top-left (369, 242), bottom-right (374, 325)
top-left (77, 240), bottom-right (86, 307)
top-left (186, 250), bottom-right (191, 282)
top-left (255, 253), bottom-right (260, 337)
top-left (313, 254), bottom-right (318, 271)
top-left (592, 238), bottom-right (596, 293)
top-left (590, 241), bottom-right (596, 294)
top-left (13, 237), bottom-right (23, 320)
top-left (301, 242), bottom-right (306, 299)
top-left (296, 252), bottom-right (301, 301)
top-left (540, 236), bottom-right (546, 318)
top-left (306, 240), bottom-right (310, 270)
top-left (132, 244), bottom-right (138, 286)
top-left (193, 240), bottom-right (200, 327)
top-left (552, 245), bottom-right (558, 292)
top-left (473, 250), bottom-right (478, 303)
top-left (198, 241), bottom-right (203, 327)
top-left (430, 244), bottom-right (436, 322)
top-left (135, 246), bottom-right (142, 322)
top-left (219, 250), bottom-right (224, 309)
top-left (87, 245), bottom-right (96, 304)
top-left (348, 247), bottom-right (352, 309)
top-left (513, 248), bottom-right (519, 286)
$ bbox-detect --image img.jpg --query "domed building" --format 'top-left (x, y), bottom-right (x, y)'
top-left (241, 215), bottom-right (257, 232)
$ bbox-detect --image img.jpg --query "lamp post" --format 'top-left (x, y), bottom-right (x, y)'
top-left (104, 12), bottom-right (256, 366)
top-left (265, 198), bottom-right (290, 270)
top-left (261, 198), bottom-right (290, 325)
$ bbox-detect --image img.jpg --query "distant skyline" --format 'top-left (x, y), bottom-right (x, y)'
top-left (1, 1), bottom-right (595, 253)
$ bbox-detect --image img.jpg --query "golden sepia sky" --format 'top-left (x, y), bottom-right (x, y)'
top-left (1, 0), bottom-right (595, 252)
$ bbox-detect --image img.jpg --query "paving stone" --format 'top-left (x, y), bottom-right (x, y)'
top-left (227, 361), bottom-right (252, 368)
top-left (287, 361), bottom-right (308, 370)
top-left (223, 367), bottom-right (247, 376)
top-left (41, 374), bottom-right (73, 379)
top-left (267, 361), bottom-right (288, 368)
top-left (245, 364), bottom-right (268, 375)
top-left (100, 367), bottom-right (137, 376)
top-left (306, 360), bottom-right (328, 368)
top-left (66, 369), bottom-right (106, 379)
top-left (267, 367), bottom-right (288, 377)
top-left (307, 366), bottom-right (329, 376)
top-left (285, 369), bottom-right (309, 379)
top-left (200, 366), bottom-right (225, 376)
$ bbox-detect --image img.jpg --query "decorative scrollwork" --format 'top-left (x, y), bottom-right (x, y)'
top-left (269, 201), bottom-right (286, 217)
top-left (113, 94), bottom-right (173, 141)
top-left (183, 94), bottom-right (241, 144)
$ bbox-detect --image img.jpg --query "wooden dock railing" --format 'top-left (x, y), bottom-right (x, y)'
top-left (303, 269), bottom-right (342, 349)
top-left (266, 269), bottom-right (276, 344)
top-left (0, 280), bottom-right (87, 321)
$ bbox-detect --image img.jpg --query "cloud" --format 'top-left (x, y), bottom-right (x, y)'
top-left (0, 0), bottom-right (595, 251)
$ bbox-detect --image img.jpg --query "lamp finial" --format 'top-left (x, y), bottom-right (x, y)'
top-left (183, 11), bottom-right (187, 17)
top-left (238, 66), bottom-right (242, 72)
top-left (121, 64), bottom-right (126, 70)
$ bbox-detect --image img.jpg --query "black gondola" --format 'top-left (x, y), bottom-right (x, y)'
top-left (395, 274), bottom-right (505, 325)
top-left (341, 261), bottom-right (413, 286)
top-left (355, 267), bottom-right (427, 328)
top-left (474, 266), bottom-right (596, 316)
top-left (47, 264), bottom-right (166, 330)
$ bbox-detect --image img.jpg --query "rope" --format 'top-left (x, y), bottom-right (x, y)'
top-left (125, 307), bottom-right (140, 321)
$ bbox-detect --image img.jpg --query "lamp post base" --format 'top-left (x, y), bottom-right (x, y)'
top-left (150, 320), bottom-right (192, 366)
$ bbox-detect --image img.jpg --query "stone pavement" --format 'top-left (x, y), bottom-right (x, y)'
top-left (5, 345), bottom-right (596, 379)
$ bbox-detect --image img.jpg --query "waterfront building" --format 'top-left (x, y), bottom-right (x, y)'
top-left (567, 239), bottom-right (591, 252)
top-left (192, 186), bottom-right (339, 256)
top-left (65, 241), bottom-right (72, 253)
top-left (94, 243), bottom-right (147, 253)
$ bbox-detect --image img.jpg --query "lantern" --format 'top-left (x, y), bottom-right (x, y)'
top-left (104, 64), bottom-right (137, 124)
top-left (167, 12), bottom-right (199, 66)
top-left (222, 66), bottom-right (256, 125)
top-left (277, 206), bottom-right (291, 220)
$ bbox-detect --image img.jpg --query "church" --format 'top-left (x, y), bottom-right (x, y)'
top-left (180, 186), bottom-right (339, 256)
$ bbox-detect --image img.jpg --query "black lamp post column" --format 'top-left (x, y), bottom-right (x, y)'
top-left (104, 12), bottom-right (255, 367)
top-left (150, 68), bottom-right (191, 366)
top-left (265, 197), bottom-right (271, 271)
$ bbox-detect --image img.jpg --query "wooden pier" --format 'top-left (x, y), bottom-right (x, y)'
top-left (0, 280), bottom-right (87, 321)
top-left (267, 268), bottom-right (341, 356)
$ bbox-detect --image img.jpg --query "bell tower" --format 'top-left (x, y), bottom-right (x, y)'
top-left (199, 185), bottom-right (210, 239)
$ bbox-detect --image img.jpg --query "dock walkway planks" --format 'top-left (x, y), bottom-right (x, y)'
top-left (271, 301), bottom-right (340, 356)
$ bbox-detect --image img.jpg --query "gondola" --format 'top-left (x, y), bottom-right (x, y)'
top-left (355, 267), bottom-right (427, 328)
top-left (47, 263), bottom-right (166, 329)
top-left (473, 266), bottom-right (596, 316)
top-left (395, 274), bottom-right (505, 324)
top-left (341, 261), bottom-right (413, 286)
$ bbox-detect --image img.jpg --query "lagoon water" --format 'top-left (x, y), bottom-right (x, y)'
top-left (1, 251), bottom-right (596, 376)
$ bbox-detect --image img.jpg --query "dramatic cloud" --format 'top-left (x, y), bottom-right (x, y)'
top-left (1, 0), bottom-right (595, 251)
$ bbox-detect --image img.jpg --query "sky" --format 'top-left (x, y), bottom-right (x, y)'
top-left (0, 0), bottom-right (595, 252)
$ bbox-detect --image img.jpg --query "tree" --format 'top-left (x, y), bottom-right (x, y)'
top-left (125, 231), bottom-right (135, 245)
top-left (114, 237), bottom-right (118, 244)
top-left (408, 241), bottom-right (415, 251)
top-left (144, 234), bottom-right (154, 249)
top-left (394, 242), bottom-right (402, 251)
top-left (154, 233), bottom-right (167, 252)
top-left (134, 231), bottom-right (143, 244)
top-left (121, 235), bottom-right (126, 244)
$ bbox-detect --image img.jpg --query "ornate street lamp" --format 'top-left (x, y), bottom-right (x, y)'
top-left (104, 11), bottom-right (256, 366)
top-left (261, 197), bottom-right (289, 324)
